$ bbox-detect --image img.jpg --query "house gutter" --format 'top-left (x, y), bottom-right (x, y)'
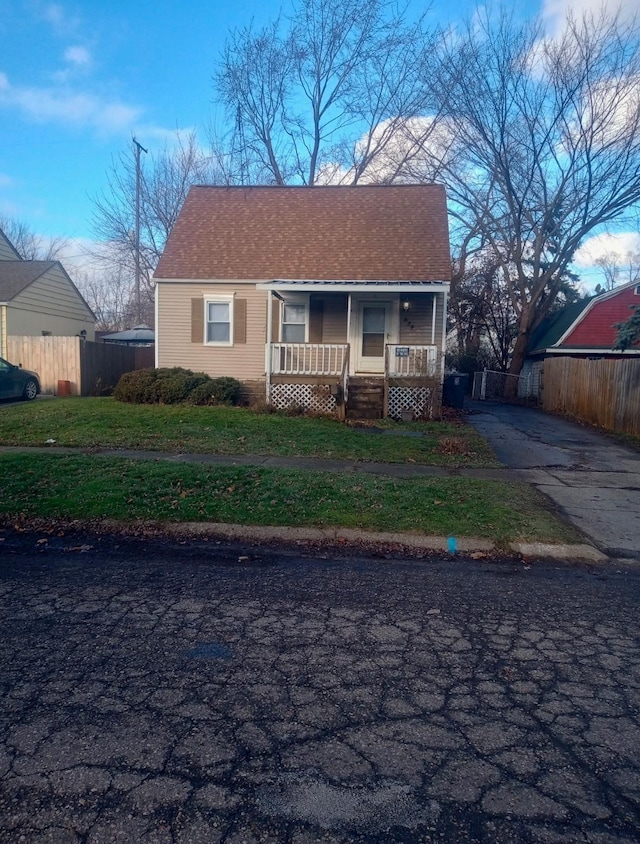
top-left (258, 280), bottom-right (450, 294)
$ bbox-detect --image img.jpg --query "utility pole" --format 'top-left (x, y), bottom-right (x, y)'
top-left (133, 137), bottom-right (148, 325)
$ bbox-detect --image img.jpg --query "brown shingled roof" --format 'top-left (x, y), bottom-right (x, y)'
top-left (155, 185), bottom-right (451, 282)
top-left (0, 261), bottom-right (55, 301)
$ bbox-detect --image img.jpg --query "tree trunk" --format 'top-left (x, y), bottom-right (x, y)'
top-left (505, 332), bottom-right (529, 398)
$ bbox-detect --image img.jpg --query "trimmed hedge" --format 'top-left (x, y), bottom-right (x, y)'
top-left (114, 368), bottom-right (242, 406)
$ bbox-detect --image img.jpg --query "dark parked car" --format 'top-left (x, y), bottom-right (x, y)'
top-left (0, 357), bottom-right (40, 401)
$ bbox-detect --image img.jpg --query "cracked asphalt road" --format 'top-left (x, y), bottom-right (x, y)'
top-left (1, 532), bottom-right (640, 843)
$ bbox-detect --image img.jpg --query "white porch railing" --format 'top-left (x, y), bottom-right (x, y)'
top-left (386, 345), bottom-right (438, 377)
top-left (270, 343), bottom-right (349, 376)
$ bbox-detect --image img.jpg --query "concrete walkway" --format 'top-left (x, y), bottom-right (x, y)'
top-left (0, 443), bottom-right (513, 481)
top-left (466, 401), bottom-right (640, 564)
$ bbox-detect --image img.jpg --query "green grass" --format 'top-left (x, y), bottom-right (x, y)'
top-left (0, 398), bottom-right (497, 467)
top-left (0, 453), bottom-right (578, 546)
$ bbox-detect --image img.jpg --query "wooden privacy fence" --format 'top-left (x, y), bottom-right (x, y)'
top-left (6, 336), bottom-right (154, 396)
top-left (542, 357), bottom-right (640, 437)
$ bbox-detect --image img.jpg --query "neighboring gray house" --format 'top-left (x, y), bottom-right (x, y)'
top-left (0, 228), bottom-right (95, 359)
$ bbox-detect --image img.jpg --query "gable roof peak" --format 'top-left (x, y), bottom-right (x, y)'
top-left (156, 183), bottom-right (451, 282)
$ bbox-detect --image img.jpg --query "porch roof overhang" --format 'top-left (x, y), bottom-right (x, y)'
top-left (257, 279), bottom-right (450, 294)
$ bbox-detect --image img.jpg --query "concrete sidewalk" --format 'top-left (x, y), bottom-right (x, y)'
top-left (466, 402), bottom-right (640, 564)
top-left (0, 443), bottom-right (514, 480)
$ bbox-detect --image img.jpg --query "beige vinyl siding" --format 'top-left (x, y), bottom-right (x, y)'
top-left (399, 294), bottom-right (443, 347)
top-left (157, 281), bottom-right (268, 379)
top-left (7, 265), bottom-right (95, 339)
top-left (319, 294), bottom-right (348, 343)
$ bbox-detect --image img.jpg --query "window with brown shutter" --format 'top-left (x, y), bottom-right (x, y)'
top-left (234, 298), bottom-right (247, 344)
top-left (191, 298), bottom-right (204, 343)
top-left (271, 298), bottom-right (280, 343)
top-left (192, 295), bottom-right (247, 345)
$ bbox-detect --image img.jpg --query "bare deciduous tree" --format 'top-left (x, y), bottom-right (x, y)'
top-left (595, 250), bottom-right (640, 292)
top-left (73, 261), bottom-right (137, 333)
top-left (90, 131), bottom-right (220, 323)
top-left (215, 0), bottom-right (437, 185)
top-left (0, 215), bottom-right (68, 261)
top-left (448, 257), bottom-right (519, 374)
top-left (427, 8), bottom-right (640, 381)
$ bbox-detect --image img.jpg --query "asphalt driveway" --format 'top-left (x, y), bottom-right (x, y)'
top-left (467, 402), bottom-right (640, 563)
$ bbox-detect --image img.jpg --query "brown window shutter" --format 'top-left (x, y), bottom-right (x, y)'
top-left (234, 298), bottom-right (247, 344)
top-left (191, 298), bottom-right (204, 343)
top-left (309, 297), bottom-right (323, 343)
top-left (271, 298), bottom-right (280, 342)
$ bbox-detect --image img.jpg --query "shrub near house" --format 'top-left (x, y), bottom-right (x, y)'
top-left (114, 368), bottom-right (242, 405)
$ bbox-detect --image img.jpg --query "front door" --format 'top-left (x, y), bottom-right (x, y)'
top-left (356, 302), bottom-right (390, 373)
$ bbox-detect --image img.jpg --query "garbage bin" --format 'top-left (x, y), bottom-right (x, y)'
top-left (443, 372), bottom-right (469, 409)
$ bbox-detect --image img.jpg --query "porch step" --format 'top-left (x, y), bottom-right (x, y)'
top-left (347, 378), bottom-right (384, 420)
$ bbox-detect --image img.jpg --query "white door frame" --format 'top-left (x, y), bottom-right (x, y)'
top-left (351, 299), bottom-right (397, 374)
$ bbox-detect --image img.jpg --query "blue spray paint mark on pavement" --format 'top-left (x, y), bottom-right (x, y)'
top-left (185, 642), bottom-right (233, 660)
top-left (447, 537), bottom-right (457, 554)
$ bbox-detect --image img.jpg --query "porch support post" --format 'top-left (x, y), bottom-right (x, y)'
top-left (346, 294), bottom-right (353, 375)
top-left (265, 291), bottom-right (273, 404)
top-left (440, 291), bottom-right (448, 383)
top-left (431, 293), bottom-right (437, 346)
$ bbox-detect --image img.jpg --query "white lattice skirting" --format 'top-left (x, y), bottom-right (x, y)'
top-left (270, 383), bottom-right (337, 414)
top-left (388, 386), bottom-right (437, 420)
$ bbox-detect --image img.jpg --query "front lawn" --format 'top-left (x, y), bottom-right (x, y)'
top-left (0, 453), bottom-right (577, 545)
top-left (0, 398), bottom-right (497, 467)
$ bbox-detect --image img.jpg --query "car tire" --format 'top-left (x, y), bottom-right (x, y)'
top-left (23, 379), bottom-right (38, 401)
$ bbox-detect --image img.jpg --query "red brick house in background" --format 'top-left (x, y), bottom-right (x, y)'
top-left (154, 185), bottom-right (451, 418)
top-left (521, 279), bottom-right (640, 396)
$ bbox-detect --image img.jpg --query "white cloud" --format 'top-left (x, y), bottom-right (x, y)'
top-left (64, 45), bottom-right (91, 67)
top-left (542, 0), bottom-right (638, 37)
top-left (136, 124), bottom-right (198, 145)
top-left (0, 72), bottom-right (142, 135)
top-left (54, 237), bottom-right (102, 273)
top-left (317, 116), bottom-right (455, 186)
top-left (575, 231), bottom-right (640, 266)
top-left (37, 2), bottom-right (81, 36)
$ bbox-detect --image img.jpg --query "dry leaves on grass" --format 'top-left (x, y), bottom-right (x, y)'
top-left (437, 436), bottom-right (473, 456)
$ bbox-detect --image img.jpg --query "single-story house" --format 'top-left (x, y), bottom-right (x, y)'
top-left (0, 228), bottom-right (96, 359)
top-left (154, 185), bottom-right (451, 419)
top-left (520, 279), bottom-right (640, 397)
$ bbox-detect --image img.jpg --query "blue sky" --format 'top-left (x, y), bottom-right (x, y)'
top-left (0, 0), bottom-right (271, 242)
top-left (0, 0), bottom-right (637, 286)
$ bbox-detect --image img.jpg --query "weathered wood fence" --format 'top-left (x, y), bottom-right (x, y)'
top-left (6, 336), bottom-right (154, 396)
top-left (542, 357), bottom-right (640, 437)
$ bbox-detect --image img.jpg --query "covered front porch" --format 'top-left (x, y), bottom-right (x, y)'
top-left (258, 279), bottom-right (449, 419)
